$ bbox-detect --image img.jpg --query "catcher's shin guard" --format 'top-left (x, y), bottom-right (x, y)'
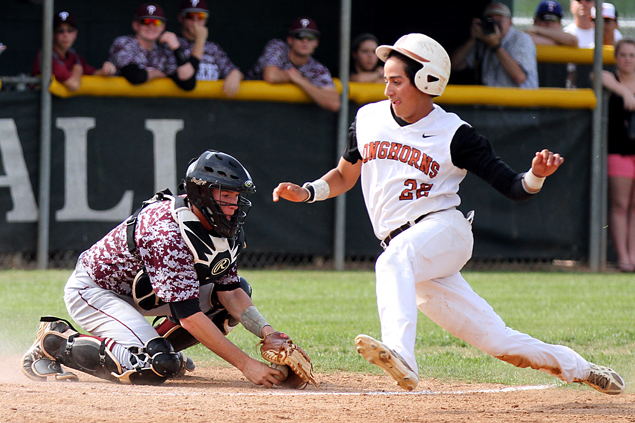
top-left (40, 332), bottom-right (125, 383)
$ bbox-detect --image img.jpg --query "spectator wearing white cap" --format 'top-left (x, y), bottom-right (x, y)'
top-left (247, 17), bottom-right (340, 112)
top-left (591, 3), bottom-right (623, 47)
top-left (107, 3), bottom-right (196, 90)
top-left (526, 1), bottom-right (578, 46)
top-left (451, 2), bottom-right (538, 88)
top-left (176, 0), bottom-right (243, 97)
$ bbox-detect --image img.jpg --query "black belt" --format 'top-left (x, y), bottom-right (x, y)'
top-left (381, 214), bottom-right (427, 249)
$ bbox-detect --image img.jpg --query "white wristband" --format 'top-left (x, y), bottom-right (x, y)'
top-left (523, 170), bottom-right (545, 192)
top-left (302, 179), bottom-right (330, 203)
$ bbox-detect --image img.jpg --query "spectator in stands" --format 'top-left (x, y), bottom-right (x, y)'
top-left (525, 1), bottom-right (578, 46)
top-left (564, 0), bottom-right (595, 48)
top-left (108, 3), bottom-right (196, 90)
top-left (176, 0), bottom-right (243, 97)
top-left (600, 38), bottom-right (635, 272)
top-left (247, 17), bottom-right (340, 112)
top-left (591, 3), bottom-right (623, 47)
top-left (450, 2), bottom-right (538, 88)
top-left (32, 11), bottom-right (116, 92)
top-left (350, 33), bottom-right (384, 83)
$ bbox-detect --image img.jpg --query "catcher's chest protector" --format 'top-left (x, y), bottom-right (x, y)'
top-left (128, 193), bottom-right (243, 285)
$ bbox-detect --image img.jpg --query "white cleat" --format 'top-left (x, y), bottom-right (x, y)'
top-left (355, 334), bottom-right (418, 391)
top-left (574, 363), bottom-right (626, 395)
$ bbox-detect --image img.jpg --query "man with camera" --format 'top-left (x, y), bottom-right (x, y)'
top-left (451, 2), bottom-right (538, 88)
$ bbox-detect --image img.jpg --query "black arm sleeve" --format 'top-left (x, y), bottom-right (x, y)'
top-left (169, 71), bottom-right (196, 91)
top-left (169, 298), bottom-right (201, 321)
top-left (450, 124), bottom-right (533, 201)
top-left (120, 63), bottom-right (148, 85)
top-left (342, 118), bottom-right (362, 164)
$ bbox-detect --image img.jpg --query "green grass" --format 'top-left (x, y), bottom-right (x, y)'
top-left (2, 269), bottom-right (634, 391)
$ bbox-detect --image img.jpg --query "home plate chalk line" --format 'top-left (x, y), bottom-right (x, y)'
top-left (112, 384), bottom-right (555, 397)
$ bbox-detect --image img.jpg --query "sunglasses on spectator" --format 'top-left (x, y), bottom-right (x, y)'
top-left (183, 11), bottom-right (208, 20)
top-left (54, 27), bottom-right (77, 34)
top-left (293, 34), bottom-right (318, 41)
top-left (139, 18), bottom-right (164, 27)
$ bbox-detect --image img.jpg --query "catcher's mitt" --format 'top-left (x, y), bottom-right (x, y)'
top-left (259, 331), bottom-right (317, 389)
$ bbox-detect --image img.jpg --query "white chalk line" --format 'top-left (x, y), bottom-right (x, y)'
top-left (109, 384), bottom-right (556, 397)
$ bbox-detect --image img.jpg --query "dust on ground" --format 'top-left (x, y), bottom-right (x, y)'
top-left (1, 356), bottom-right (633, 423)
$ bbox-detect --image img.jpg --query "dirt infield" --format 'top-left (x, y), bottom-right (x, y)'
top-left (2, 356), bottom-right (633, 423)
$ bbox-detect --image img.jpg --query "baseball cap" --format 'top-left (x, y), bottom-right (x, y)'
top-left (535, 1), bottom-right (564, 21)
top-left (134, 3), bottom-right (166, 21)
top-left (591, 3), bottom-right (617, 20)
top-left (483, 2), bottom-right (512, 18)
top-left (288, 17), bottom-right (320, 37)
top-left (180, 0), bottom-right (208, 13)
top-left (53, 11), bottom-right (77, 29)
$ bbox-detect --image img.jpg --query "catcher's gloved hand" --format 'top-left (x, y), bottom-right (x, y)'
top-left (259, 331), bottom-right (317, 389)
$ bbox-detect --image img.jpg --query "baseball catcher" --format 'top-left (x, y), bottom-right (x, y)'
top-left (21, 150), bottom-right (315, 388)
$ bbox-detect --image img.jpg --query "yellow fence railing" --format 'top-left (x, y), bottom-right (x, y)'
top-left (49, 75), bottom-right (596, 110)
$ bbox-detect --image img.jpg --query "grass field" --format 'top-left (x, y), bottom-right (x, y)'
top-left (1, 269), bottom-right (633, 392)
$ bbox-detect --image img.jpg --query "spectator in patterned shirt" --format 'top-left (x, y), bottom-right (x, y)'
top-left (176, 0), bottom-right (243, 97)
top-left (451, 2), bottom-right (539, 88)
top-left (21, 151), bottom-right (290, 387)
top-left (247, 17), bottom-right (340, 112)
top-left (32, 11), bottom-right (116, 92)
top-left (107, 3), bottom-right (196, 90)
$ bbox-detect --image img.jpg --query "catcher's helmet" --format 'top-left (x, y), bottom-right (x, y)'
top-left (375, 33), bottom-right (451, 97)
top-left (184, 150), bottom-right (255, 239)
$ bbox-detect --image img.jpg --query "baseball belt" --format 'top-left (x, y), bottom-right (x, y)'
top-left (380, 214), bottom-right (428, 250)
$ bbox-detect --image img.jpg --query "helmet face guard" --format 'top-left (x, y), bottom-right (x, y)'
top-left (184, 151), bottom-right (255, 239)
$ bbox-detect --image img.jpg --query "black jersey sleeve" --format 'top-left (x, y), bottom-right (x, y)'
top-left (342, 118), bottom-right (362, 164)
top-left (169, 298), bottom-right (201, 320)
top-left (450, 124), bottom-right (533, 201)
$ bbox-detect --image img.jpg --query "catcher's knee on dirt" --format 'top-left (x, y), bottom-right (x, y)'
top-left (119, 337), bottom-right (185, 385)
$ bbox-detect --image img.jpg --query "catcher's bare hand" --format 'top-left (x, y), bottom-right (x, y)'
top-left (272, 183), bottom-right (309, 203)
top-left (531, 149), bottom-right (564, 178)
top-left (241, 358), bottom-right (283, 388)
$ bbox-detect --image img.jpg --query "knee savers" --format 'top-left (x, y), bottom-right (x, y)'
top-left (41, 332), bottom-right (183, 385)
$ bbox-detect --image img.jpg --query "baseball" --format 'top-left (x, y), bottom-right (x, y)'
top-left (271, 364), bottom-right (289, 381)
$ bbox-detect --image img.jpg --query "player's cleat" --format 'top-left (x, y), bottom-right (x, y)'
top-left (355, 334), bottom-right (418, 391)
top-left (574, 363), bottom-right (625, 395)
top-left (21, 317), bottom-right (76, 381)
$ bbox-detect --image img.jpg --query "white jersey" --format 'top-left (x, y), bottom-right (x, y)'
top-left (355, 101), bottom-right (467, 240)
top-left (563, 23), bottom-right (623, 48)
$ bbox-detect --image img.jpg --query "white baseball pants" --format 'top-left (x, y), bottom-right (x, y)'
top-left (375, 208), bottom-right (590, 383)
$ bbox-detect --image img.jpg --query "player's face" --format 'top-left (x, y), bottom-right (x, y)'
top-left (615, 42), bottom-right (635, 74)
top-left (53, 24), bottom-right (77, 52)
top-left (133, 19), bottom-right (166, 42)
top-left (211, 189), bottom-right (239, 219)
top-left (178, 12), bottom-right (208, 38)
top-left (353, 39), bottom-right (379, 72)
top-left (287, 34), bottom-right (319, 58)
top-left (383, 57), bottom-right (429, 123)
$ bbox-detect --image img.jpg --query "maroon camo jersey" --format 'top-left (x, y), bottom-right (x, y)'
top-left (108, 35), bottom-right (178, 75)
top-left (246, 39), bottom-right (334, 87)
top-left (81, 200), bottom-right (238, 303)
top-left (177, 37), bottom-right (238, 81)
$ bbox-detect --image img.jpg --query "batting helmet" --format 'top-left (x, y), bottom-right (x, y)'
top-left (184, 150), bottom-right (255, 239)
top-left (375, 33), bottom-right (451, 97)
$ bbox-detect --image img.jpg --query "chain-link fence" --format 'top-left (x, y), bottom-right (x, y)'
top-left (0, 250), bottom-right (613, 273)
